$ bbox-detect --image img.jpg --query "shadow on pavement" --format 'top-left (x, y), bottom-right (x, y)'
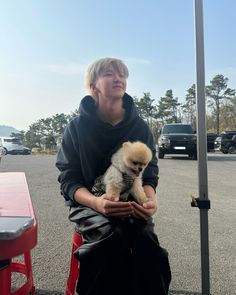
top-left (160, 156), bottom-right (193, 160)
top-left (170, 290), bottom-right (201, 295)
top-left (36, 290), bottom-right (63, 295)
top-left (158, 153), bottom-right (236, 161)
top-left (208, 154), bottom-right (236, 161)
top-left (36, 289), bottom-right (202, 295)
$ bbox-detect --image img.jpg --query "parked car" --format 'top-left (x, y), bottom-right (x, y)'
top-left (0, 147), bottom-right (3, 164)
top-left (228, 135), bottom-right (236, 153)
top-left (207, 133), bottom-right (218, 152)
top-left (0, 137), bottom-right (31, 155)
top-left (0, 146), bottom-right (5, 157)
top-left (214, 136), bottom-right (222, 151)
top-left (157, 123), bottom-right (197, 159)
top-left (0, 137), bottom-right (25, 155)
top-left (220, 131), bottom-right (236, 154)
top-left (22, 147), bottom-right (32, 155)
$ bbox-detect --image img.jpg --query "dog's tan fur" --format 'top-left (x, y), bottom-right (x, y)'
top-left (104, 141), bottom-right (152, 204)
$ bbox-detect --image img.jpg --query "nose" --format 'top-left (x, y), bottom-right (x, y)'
top-left (138, 167), bottom-right (143, 172)
top-left (113, 73), bottom-right (122, 81)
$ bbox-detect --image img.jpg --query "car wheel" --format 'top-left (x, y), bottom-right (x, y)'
top-left (158, 149), bottom-right (164, 159)
top-left (193, 152), bottom-right (198, 160)
top-left (189, 152), bottom-right (197, 160)
top-left (2, 148), bottom-right (7, 155)
top-left (228, 146), bottom-right (236, 154)
top-left (222, 150), bottom-right (228, 154)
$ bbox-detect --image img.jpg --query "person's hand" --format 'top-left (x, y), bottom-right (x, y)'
top-left (93, 194), bottom-right (133, 218)
top-left (131, 199), bottom-right (157, 220)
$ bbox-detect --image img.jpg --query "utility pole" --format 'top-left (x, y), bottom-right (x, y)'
top-left (192, 0), bottom-right (211, 294)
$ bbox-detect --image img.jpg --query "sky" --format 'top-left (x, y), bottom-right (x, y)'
top-left (0, 0), bottom-right (236, 131)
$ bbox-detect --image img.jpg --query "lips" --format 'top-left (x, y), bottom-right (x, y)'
top-left (113, 85), bottom-right (123, 89)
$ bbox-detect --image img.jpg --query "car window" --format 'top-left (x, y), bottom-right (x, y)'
top-left (162, 125), bottom-right (194, 134)
top-left (232, 135), bottom-right (236, 141)
top-left (4, 138), bottom-right (22, 144)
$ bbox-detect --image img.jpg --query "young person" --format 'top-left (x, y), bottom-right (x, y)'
top-left (56, 57), bottom-right (171, 295)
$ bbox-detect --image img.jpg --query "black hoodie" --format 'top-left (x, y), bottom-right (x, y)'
top-left (56, 93), bottom-right (158, 206)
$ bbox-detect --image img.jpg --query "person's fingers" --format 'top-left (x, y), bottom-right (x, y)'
top-left (131, 201), bottom-right (147, 211)
top-left (102, 200), bottom-right (133, 217)
top-left (108, 211), bottom-right (133, 217)
top-left (132, 201), bottom-right (155, 213)
top-left (105, 201), bottom-right (132, 209)
top-left (132, 210), bottom-right (149, 220)
top-left (103, 194), bottom-right (120, 201)
top-left (131, 202), bottom-right (154, 219)
top-left (106, 206), bottom-right (133, 214)
top-left (142, 200), bottom-right (156, 209)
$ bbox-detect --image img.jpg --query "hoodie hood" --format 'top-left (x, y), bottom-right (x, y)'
top-left (78, 93), bottom-right (139, 128)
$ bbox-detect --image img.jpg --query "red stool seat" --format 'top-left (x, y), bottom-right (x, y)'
top-left (0, 172), bottom-right (37, 295)
top-left (64, 229), bottom-right (83, 295)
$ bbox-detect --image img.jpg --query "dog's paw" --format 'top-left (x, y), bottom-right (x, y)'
top-left (135, 194), bottom-right (148, 205)
top-left (106, 193), bottom-right (120, 201)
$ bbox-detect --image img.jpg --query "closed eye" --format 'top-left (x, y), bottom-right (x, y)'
top-left (103, 72), bottom-right (113, 77)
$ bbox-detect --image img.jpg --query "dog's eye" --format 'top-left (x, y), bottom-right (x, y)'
top-left (133, 161), bottom-right (138, 165)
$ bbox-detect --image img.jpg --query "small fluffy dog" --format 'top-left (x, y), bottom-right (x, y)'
top-left (103, 141), bottom-right (152, 205)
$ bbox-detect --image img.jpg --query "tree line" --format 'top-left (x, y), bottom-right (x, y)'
top-left (12, 74), bottom-right (236, 149)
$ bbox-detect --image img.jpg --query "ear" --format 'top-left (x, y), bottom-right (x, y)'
top-left (122, 141), bottom-right (131, 149)
top-left (90, 83), bottom-right (97, 93)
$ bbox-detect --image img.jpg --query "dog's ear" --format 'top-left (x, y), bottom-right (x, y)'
top-left (122, 141), bottom-right (131, 149)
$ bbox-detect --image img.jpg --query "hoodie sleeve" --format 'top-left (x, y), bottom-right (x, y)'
top-left (56, 121), bottom-right (85, 204)
top-left (141, 125), bottom-right (159, 191)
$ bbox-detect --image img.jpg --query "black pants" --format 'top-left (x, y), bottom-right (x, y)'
top-left (69, 205), bottom-right (171, 295)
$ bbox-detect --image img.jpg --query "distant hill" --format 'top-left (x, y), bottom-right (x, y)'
top-left (0, 125), bottom-right (20, 137)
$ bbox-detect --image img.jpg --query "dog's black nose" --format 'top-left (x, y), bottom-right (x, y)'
top-left (138, 167), bottom-right (143, 172)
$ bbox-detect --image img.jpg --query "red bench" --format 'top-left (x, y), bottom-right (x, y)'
top-left (64, 229), bottom-right (83, 295)
top-left (0, 172), bottom-right (37, 295)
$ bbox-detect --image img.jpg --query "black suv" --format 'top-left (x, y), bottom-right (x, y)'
top-left (219, 131), bottom-right (236, 154)
top-left (158, 123), bottom-right (197, 159)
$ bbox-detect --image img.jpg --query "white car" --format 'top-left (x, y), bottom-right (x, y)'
top-left (0, 146), bottom-right (4, 156)
top-left (0, 137), bottom-right (24, 155)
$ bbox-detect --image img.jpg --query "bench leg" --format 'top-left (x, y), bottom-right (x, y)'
top-left (64, 230), bottom-right (83, 295)
top-left (0, 259), bottom-right (11, 294)
top-left (0, 253), bottom-right (35, 295)
top-left (65, 252), bottom-right (79, 295)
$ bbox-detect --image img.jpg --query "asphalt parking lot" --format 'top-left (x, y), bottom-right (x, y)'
top-left (0, 153), bottom-right (236, 295)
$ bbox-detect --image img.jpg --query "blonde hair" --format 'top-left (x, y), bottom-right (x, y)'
top-left (84, 57), bottom-right (129, 94)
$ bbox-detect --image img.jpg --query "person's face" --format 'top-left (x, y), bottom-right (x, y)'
top-left (92, 66), bottom-right (127, 100)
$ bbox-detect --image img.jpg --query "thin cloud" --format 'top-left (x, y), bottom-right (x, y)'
top-left (45, 59), bottom-right (151, 76)
top-left (46, 63), bottom-right (86, 75)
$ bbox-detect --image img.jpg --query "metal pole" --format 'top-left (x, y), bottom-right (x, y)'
top-left (194, 0), bottom-right (211, 294)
